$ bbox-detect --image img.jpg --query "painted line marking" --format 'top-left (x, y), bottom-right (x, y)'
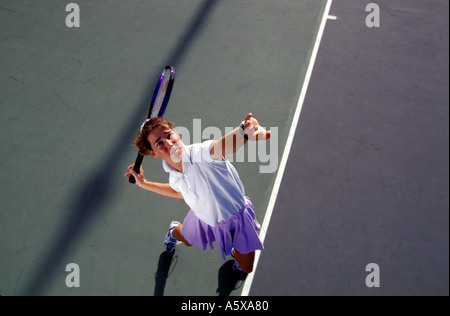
top-left (241, 0), bottom-right (334, 297)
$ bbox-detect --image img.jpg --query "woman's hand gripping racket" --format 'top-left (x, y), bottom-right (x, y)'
top-left (129, 65), bottom-right (175, 184)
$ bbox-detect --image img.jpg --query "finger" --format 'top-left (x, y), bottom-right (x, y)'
top-left (245, 113), bottom-right (253, 124)
top-left (250, 118), bottom-right (260, 131)
top-left (130, 169), bottom-right (139, 178)
top-left (249, 118), bottom-right (259, 129)
top-left (253, 127), bottom-right (268, 140)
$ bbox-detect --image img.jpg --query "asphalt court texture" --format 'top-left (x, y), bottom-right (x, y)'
top-left (0, 0), bottom-right (448, 297)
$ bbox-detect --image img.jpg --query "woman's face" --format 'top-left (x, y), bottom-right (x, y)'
top-left (147, 127), bottom-right (183, 163)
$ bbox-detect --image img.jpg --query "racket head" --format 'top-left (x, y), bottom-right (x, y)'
top-left (148, 65), bottom-right (175, 119)
top-left (129, 65), bottom-right (175, 184)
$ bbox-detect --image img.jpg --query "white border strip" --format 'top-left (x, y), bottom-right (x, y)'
top-left (241, 0), bottom-right (333, 296)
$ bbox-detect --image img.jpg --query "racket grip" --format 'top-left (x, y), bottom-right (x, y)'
top-left (129, 154), bottom-right (144, 184)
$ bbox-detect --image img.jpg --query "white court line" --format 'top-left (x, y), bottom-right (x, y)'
top-left (241, 0), bottom-right (334, 296)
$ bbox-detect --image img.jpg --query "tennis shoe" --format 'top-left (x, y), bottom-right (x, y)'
top-left (164, 221), bottom-right (182, 253)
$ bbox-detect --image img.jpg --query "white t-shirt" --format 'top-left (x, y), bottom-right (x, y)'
top-left (162, 140), bottom-right (246, 227)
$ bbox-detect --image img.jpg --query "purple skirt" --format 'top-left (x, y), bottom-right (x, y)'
top-left (181, 197), bottom-right (264, 261)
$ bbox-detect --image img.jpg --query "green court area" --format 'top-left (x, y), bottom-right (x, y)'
top-left (0, 0), bottom-right (327, 295)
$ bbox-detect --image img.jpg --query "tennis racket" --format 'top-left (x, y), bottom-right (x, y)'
top-left (129, 65), bottom-right (175, 184)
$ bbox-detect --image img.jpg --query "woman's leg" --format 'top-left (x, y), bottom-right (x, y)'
top-left (233, 249), bottom-right (255, 274)
top-left (172, 224), bottom-right (192, 247)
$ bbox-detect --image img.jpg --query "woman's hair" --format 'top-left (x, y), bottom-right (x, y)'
top-left (133, 117), bottom-right (174, 156)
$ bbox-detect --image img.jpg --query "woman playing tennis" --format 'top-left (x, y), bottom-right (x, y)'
top-left (124, 113), bottom-right (270, 274)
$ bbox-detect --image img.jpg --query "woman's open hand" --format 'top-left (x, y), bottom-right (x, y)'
top-left (242, 113), bottom-right (271, 141)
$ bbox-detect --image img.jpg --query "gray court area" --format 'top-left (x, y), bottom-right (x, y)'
top-left (251, 0), bottom-right (449, 296)
top-left (0, 0), bottom-right (448, 297)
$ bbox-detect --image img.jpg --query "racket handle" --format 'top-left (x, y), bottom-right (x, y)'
top-left (129, 154), bottom-right (144, 184)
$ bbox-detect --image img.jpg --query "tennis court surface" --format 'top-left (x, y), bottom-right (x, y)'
top-left (0, 0), bottom-right (448, 297)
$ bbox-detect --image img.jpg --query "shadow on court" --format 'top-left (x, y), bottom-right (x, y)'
top-left (216, 260), bottom-right (247, 296)
top-left (21, 0), bottom-right (221, 296)
top-left (154, 251), bottom-right (178, 296)
top-left (153, 252), bottom-right (246, 296)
